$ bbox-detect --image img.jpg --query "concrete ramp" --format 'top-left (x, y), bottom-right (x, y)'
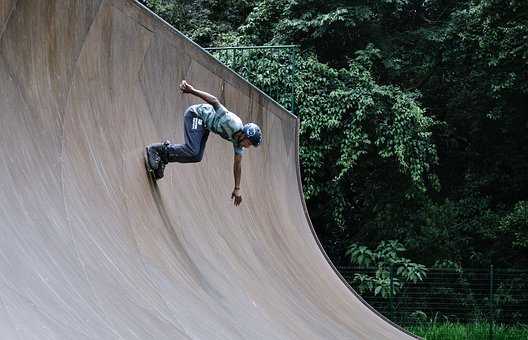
top-left (0, 0), bottom-right (417, 338)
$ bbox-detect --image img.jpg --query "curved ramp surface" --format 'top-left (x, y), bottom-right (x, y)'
top-left (0, 0), bottom-right (417, 339)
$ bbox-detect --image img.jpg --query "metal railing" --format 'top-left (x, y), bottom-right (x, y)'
top-left (205, 45), bottom-right (299, 114)
top-left (338, 265), bottom-right (528, 330)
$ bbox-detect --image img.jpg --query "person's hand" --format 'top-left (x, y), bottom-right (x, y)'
top-left (179, 80), bottom-right (194, 93)
top-left (231, 188), bottom-right (242, 207)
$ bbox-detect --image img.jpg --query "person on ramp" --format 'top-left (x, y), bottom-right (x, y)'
top-left (145, 80), bottom-right (262, 207)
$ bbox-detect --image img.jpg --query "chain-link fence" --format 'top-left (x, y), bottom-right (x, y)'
top-left (338, 266), bottom-right (528, 328)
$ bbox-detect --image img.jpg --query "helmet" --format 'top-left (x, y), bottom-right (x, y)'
top-left (242, 123), bottom-right (262, 147)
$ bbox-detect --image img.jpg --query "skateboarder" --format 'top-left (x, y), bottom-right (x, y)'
top-left (145, 80), bottom-right (262, 207)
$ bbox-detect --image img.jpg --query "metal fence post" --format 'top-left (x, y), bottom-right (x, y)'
top-left (290, 46), bottom-right (297, 114)
top-left (389, 264), bottom-right (395, 322)
top-left (489, 264), bottom-right (494, 340)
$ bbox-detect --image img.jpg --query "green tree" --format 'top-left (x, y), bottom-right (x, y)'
top-left (346, 240), bottom-right (427, 297)
top-left (143, 0), bottom-right (528, 269)
top-left (500, 201), bottom-right (528, 250)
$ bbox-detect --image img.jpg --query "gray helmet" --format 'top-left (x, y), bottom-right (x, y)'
top-left (242, 123), bottom-right (262, 147)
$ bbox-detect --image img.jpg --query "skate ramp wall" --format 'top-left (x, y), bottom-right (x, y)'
top-left (0, 0), bottom-right (417, 339)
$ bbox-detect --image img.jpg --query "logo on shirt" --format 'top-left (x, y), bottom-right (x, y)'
top-left (192, 118), bottom-right (203, 130)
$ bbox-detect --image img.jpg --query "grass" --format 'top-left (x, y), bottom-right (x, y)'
top-left (407, 322), bottom-right (528, 340)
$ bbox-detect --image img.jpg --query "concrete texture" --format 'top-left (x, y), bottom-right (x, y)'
top-left (0, 0), bottom-right (418, 338)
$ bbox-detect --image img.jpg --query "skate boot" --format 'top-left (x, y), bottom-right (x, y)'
top-left (145, 140), bottom-right (170, 180)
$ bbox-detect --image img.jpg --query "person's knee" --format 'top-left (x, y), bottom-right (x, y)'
top-left (189, 153), bottom-right (203, 163)
top-left (186, 148), bottom-right (203, 163)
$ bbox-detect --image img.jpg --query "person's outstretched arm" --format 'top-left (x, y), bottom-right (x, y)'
top-left (231, 154), bottom-right (243, 206)
top-left (180, 80), bottom-right (220, 108)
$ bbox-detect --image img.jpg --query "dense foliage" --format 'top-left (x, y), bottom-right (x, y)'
top-left (140, 0), bottom-right (528, 269)
top-left (347, 240), bottom-right (427, 298)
